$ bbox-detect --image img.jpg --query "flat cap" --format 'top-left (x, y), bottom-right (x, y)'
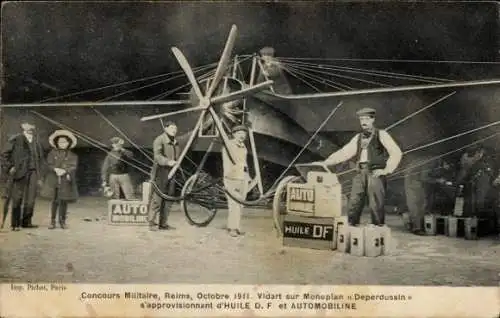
top-left (231, 125), bottom-right (249, 133)
top-left (259, 47), bottom-right (275, 56)
top-left (356, 107), bottom-right (376, 117)
top-left (163, 120), bottom-right (177, 128)
top-left (110, 137), bottom-right (124, 145)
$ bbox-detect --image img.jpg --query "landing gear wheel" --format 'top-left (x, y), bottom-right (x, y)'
top-left (272, 175), bottom-right (301, 237)
top-left (181, 172), bottom-right (220, 227)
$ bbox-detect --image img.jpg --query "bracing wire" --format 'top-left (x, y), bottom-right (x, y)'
top-left (39, 62), bottom-right (218, 103)
top-left (278, 59), bottom-right (453, 83)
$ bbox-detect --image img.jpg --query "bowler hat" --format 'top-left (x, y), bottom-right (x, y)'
top-left (21, 122), bottom-right (35, 130)
top-left (49, 130), bottom-right (77, 149)
top-left (356, 107), bottom-right (376, 117)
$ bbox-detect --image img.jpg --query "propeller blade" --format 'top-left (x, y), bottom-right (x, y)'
top-left (171, 47), bottom-right (205, 101)
top-left (205, 25), bottom-right (238, 99)
top-left (208, 107), bottom-right (235, 164)
top-left (211, 80), bottom-right (273, 105)
top-left (140, 105), bottom-right (205, 122)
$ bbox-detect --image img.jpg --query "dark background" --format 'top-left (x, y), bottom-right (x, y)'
top-left (2, 1), bottom-right (499, 102)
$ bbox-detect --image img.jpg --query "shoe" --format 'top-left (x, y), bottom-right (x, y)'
top-left (22, 224), bottom-right (38, 229)
top-left (12, 227), bottom-right (20, 232)
top-left (60, 224), bottom-right (67, 230)
top-left (229, 229), bottom-right (238, 237)
top-left (48, 224), bottom-right (56, 230)
top-left (158, 225), bottom-right (175, 230)
top-left (235, 229), bottom-right (245, 236)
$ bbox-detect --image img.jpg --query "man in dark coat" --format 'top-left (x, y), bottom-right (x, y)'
top-left (1, 122), bottom-right (44, 230)
top-left (404, 157), bottom-right (456, 235)
top-left (457, 146), bottom-right (495, 218)
top-left (148, 121), bottom-right (180, 231)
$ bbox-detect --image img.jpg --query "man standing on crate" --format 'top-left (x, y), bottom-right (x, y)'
top-left (313, 108), bottom-right (403, 226)
top-left (101, 137), bottom-right (135, 200)
top-left (148, 121), bottom-right (180, 231)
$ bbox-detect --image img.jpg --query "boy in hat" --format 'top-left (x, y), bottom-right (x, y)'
top-left (148, 121), bottom-right (180, 231)
top-left (314, 108), bottom-right (403, 226)
top-left (222, 124), bottom-right (251, 237)
top-left (101, 136), bottom-right (135, 200)
top-left (1, 121), bottom-right (44, 230)
top-left (40, 130), bottom-right (79, 229)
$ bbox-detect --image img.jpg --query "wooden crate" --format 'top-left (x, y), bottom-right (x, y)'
top-left (424, 214), bottom-right (449, 236)
top-left (282, 214), bottom-right (337, 250)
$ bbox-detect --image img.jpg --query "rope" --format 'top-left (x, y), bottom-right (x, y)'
top-left (96, 65), bottom-right (214, 102)
top-left (385, 91), bottom-right (456, 130)
top-left (281, 64), bottom-right (322, 93)
top-left (341, 130), bottom-right (500, 195)
top-left (281, 61), bottom-right (391, 88)
top-left (31, 111), bottom-right (152, 176)
top-left (91, 107), bottom-right (154, 163)
top-left (269, 101), bottom-right (344, 192)
top-left (39, 62), bottom-right (218, 103)
top-left (405, 119), bottom-right (500, 155)
top-left (278, 59), bottom-right (452, 83)
top-left (276, 57), bottom-right (500, 65)
top-left (281, 64), bottom-right (347, 91)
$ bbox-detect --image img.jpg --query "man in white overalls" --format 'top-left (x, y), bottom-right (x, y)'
top-left (222, 125), bottom-right (250, 237)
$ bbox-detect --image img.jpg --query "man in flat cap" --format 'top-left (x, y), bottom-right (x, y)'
top-left (101, 136), bottom-right (135, 200)
top-left (314, 108), bottom-right (403, 226)
top-left (257, 47), bottom-right (292, 94)
top-left (148, 121), bottom-right (180, 231)
top-left (1, 121), bottom-right (44, 230)
top-left (222, 124), bottom-right (251, 237)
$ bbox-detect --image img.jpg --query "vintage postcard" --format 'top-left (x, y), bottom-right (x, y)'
top-left (0, 1), bottom-right (499, 317)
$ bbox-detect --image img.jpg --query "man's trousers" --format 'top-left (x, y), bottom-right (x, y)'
top-left (347, 168), bottom-right (386, 226)
top-left (10, 170), bottom-right (38, 227)
top-left (109, 173), bottom-right (135, 200)
top-left (405, 181), bottom-right (433, 231)
top-left (148, 176), bottom-right (176, 227)
top-left (224, 178), bottom-right (247, 231)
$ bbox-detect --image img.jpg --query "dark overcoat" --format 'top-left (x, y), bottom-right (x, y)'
top-left (40, 149), bottom-right (79, 202)
top-left (0, 133), bottom-right (44, 180)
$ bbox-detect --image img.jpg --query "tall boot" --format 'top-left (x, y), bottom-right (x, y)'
top-left (59, 201), bottom-right (68, 229)
top-left (11, 206), bottom-right (21, 231)
top-left (49, 201), bottom-right (57, 229)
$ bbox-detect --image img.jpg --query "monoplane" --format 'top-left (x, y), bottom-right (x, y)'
top-left (2, 25), bottom-right (500, 232)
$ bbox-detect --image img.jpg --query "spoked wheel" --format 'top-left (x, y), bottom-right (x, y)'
top-left (272, 175), bottom-right (302, 237)
top-left (181, 172), bottom-right (225, 227)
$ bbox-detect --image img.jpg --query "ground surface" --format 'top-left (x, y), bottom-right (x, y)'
top-left (0, 197), bottom-right (499, 286)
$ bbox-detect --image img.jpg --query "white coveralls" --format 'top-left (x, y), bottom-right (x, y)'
top-left (222, 139), bottom-right (249, 231)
